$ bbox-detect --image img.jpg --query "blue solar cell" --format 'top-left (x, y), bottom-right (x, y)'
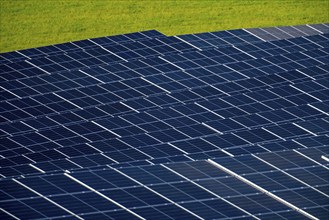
top-left (1, 200), bottom-right (47, 219)
top-left (204, 199), bottom-right (248, 218)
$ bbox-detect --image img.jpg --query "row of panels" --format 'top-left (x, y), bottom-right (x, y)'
top-left (1, 147), bottom-right (328, 219)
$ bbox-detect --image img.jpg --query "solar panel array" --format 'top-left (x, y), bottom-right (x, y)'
top-left (0, 23), bottom-right (328, 219)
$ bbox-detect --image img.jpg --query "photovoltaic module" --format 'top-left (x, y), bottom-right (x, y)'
top-left (0, 24), bottom-right (328, 219)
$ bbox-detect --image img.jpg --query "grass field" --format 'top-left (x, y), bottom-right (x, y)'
top-left (1, 0), bottom-right (328, 53)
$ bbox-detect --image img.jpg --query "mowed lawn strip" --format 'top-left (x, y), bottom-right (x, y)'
top-left (1, 0), bottom-right (328, 52)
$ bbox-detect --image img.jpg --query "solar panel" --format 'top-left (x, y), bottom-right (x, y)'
top-left (0, 23), bottom-right (328, 219)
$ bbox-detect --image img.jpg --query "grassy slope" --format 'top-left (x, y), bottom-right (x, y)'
top-left (0, 0), bottom-right (328, 53)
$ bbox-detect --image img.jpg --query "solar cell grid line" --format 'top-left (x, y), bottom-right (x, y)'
top-left (0, 100), bottom-right (324, 152)
top-left (209, 152), bottom-right (329, 199)
top-left (287, 25), bottom-right (323, 37)
top-left (112, 167), bottom-right (204, 220)
top-left (0, 38), bottom-right (322, 102)
top-left (0, 138), bottom-right (318, 178)
top-left (0, 30), bottom-right (166, 64)
top-left (294, 149), bottom-right (329, 170)
top-left (7, 30), bottom-right (318, 84)
top-left (262, 24), bottom-right (328, 41)
top-left (308, 23), bottom-right (329, 34)
top-left (179, 29), bottom-right (260, 49)
top-left (252, 154), bottom-right (329, 198)
top-left (321, 155), bottom-right (329, 164)
top-left (1, 43), bottom-right (165, 81)
top-left (207, 159), bottom-right (319, 220)
top-left (11, 178), bottom-right (83, 219)
top-left (174, 36), bottom-right (203, 51)
top-left (233, 28), bottom-right (280, 41)
top-left (160, 47), bottom-right (322, 77)
top-left (0, 100), bottom-right (322, 144)
top-left (24, 60), bottom-right (52, 75)
top-left (1, 207), bottom-right (20, 220)
top-left (63, 172), bottom-right (147, 220)
top-left (262, 27), bottom-right (295, 40)
top-left (0, 158), bottom-right (326, 208)
top-left (164, 161), bottom-right (308, 218)
top-left (160, 164), bottom-right (260, 219)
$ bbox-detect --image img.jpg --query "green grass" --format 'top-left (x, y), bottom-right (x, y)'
top-left (1, 0), bottom-right (328, 53)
